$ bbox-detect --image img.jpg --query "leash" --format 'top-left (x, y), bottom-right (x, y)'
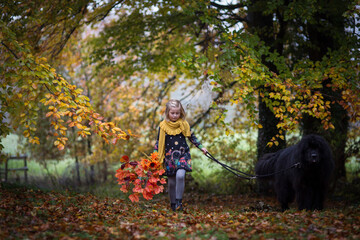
top-left (199, 147), bottom-right (301, 180)
top-left (204, 151), bottom-right (256, 180)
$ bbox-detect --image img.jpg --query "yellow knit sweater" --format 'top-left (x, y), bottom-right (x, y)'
top-left (157, 119), bottom-right (191, 164)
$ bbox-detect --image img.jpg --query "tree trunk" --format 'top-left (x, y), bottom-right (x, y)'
top-left (247, 1), bottom-right (287, 159)
top-left (75, 155), bottom-right (81, 186)
top-left (103, 160), bottom-right (108, 182)
top-left (303, 1), bottom-right (349, 183)
top-left (87, 138), bottom-right (95, 184)
top-left (257, 94), bottom-right (286, 157)
top-left (72, 127), bottom-right (82, 186)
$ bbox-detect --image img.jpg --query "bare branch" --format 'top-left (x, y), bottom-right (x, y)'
top-left (85, 0), bottom-right (126, 23)
top-left (210, 2), bottom-right (245, 10)
top-left (191, 81), bottom-right (237, 128)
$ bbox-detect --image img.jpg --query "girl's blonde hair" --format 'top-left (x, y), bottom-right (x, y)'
top-left (165, 99), bottom-right (186, 120)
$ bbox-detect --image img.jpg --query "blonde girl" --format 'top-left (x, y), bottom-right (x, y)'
top-left (154, 99), bottom-right (207, 211)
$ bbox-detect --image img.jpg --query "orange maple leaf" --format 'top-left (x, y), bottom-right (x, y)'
top-left (150, 152), bottom-right (159, 161)
top-left (148, 177), bottom-right (158, 184)
top-left (120, 184), bottom-right (128, 193)
top-left (133, 184), bottom-right (143, 193)
top-left (129, 193), bottom-right (139, 202)
top-left (135, 167), bottom-right (146, 177)
top-left (153, 184), bottom-right (164, 194)
top-left (120, 155), bottom-right (129, 162)
top-left (142, 190), bottom-right (153, 200)
top-left (159, 178), bottom-right (166, 184)
top-left (140, 158), bottom-right (150, 171)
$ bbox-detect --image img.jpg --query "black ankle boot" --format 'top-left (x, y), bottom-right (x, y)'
top-left (170, 203), bottom-right (176, 211)
top-left (175, 199), bottom-right (183, 211)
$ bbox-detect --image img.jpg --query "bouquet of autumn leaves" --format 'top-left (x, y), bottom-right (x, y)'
top-left (115, 152), bottom-right (166, 202)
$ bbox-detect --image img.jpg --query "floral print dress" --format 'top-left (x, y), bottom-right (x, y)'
top-left (154, 129), bottom-right (203, 176)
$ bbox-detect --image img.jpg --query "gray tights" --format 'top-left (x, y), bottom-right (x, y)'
top-left (167, 169), bottom-right (186, 203)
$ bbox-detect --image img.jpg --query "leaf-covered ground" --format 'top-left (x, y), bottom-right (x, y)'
top-left (1, 184), bottom-right (359, 239)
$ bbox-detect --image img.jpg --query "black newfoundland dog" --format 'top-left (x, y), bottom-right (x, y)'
top-left (255, 134), bottom-right (334, 210)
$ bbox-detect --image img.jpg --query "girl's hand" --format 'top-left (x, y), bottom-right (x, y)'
top-left (201, 147), bottom-right (208, 155)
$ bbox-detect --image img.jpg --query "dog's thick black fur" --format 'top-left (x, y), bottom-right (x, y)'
top-left (255, 134), bottom-right (334, 210)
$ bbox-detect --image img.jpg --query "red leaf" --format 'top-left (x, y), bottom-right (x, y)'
top-left (120, 155), bottom-right (129, 162)
top-left (129, 193), bottom-right (139, 202)
top-left (142, 191), bottom-right (153, 200)
top-left (120, 184), bottom-right (128, 193)
top-left (133, 185), bottom-right (143, 193)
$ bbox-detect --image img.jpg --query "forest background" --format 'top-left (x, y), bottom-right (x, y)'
top-left (1, 0), bottom-right (360, 239)
top-left (1, 0), bottom-right (360, 215)
top-left (1, 0), bottom-right (360, 194)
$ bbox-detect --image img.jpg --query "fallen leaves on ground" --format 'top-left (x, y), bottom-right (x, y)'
top-left (0, 184), bottom-right (359, 239)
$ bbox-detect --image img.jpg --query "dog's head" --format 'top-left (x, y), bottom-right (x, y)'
top-left (305, 147), bottom-right (321, 164)
top-left (300, 135), bottom-right (325, 165)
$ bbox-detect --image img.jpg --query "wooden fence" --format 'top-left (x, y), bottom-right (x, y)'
top-left (0, 156), bottom-right (28, 183)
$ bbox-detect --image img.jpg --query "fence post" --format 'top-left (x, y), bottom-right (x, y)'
top-left (4, 156), bottom-right (28, 183)
top-left (5, 158), bottom-right (8, 183)
top-left (24, 156), bottom-right (28, 183)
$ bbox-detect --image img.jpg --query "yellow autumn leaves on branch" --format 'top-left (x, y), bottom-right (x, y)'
top-left (1, 21), bottom-right (131, 151)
